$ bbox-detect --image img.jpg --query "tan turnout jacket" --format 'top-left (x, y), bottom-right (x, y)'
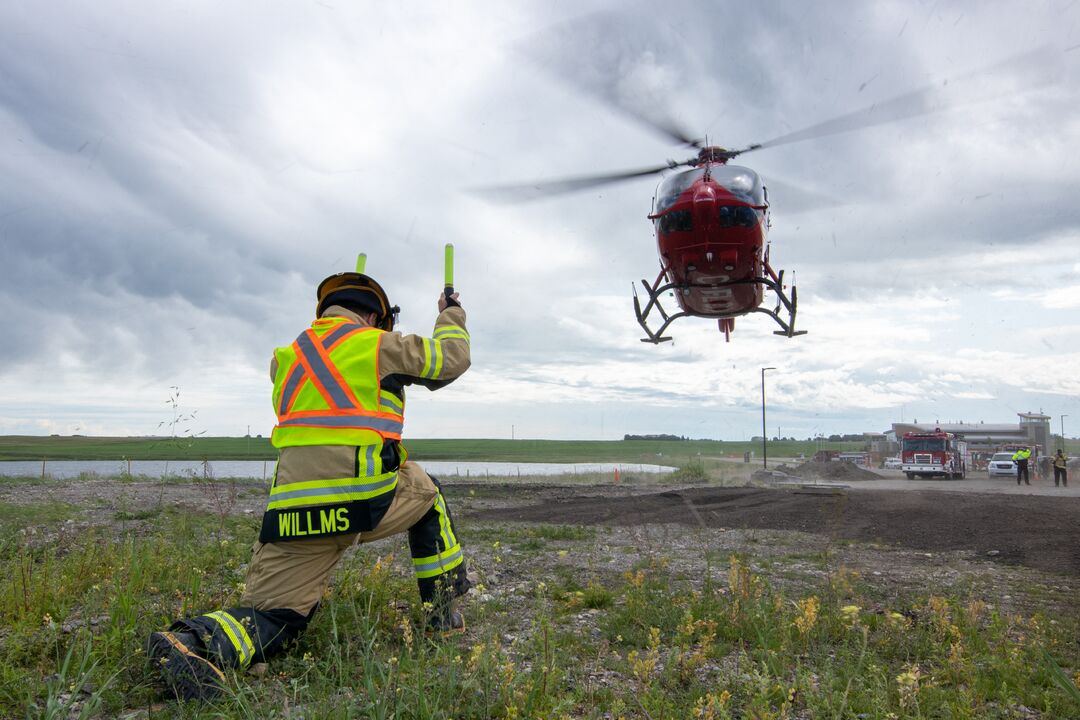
top-left (267, 303), bottom-right (470, 518)
top-left (270, 303), bottom-right (470, 387)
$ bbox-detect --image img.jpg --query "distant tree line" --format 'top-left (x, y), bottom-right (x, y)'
top-left (621, 434), bottom-right (866, 443)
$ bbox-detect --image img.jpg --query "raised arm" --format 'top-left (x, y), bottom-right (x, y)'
top-left (378, 300), bottom-right (470, 389)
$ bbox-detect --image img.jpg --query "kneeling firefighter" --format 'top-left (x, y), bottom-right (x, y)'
top-left (147, 265), bottom-right (472, 701)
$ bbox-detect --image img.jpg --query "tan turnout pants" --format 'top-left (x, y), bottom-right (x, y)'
top-left (239, 462), bottom-right (439, 615)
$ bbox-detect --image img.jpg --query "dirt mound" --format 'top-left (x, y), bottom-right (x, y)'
top-left (785, 459), bottom-right (880, 481)
top-left (471, 485), bottom-right (1080, 577)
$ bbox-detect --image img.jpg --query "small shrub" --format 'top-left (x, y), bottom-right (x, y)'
top-left (669, 457), bottom-right (709, 482)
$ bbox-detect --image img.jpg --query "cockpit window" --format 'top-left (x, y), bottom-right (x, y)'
top-left (654, 165), bottom-right (765, 214)
top-left (654, 168), bottom-right (705, 214)
top-left (709, 165), bottom-right (765, 206)
top-left (719, 205), bottom-right (759, 227)
top-left (656, 210), bottom-right (692, 234)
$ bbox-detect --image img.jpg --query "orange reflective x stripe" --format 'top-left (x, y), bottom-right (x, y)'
top-left (320, 322), bottom-right (366, 352)
top-left (278, 323), bottom-right (371, 415)
top-left (274, 321), bottom-right (403, 440)
top-left (294, 330), bottom-right (361, 410)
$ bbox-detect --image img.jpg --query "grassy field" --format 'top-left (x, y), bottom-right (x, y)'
top-left (2, 475), bottom-right (1078, 718)
top-left (0, 435), bottom-right (865, 464)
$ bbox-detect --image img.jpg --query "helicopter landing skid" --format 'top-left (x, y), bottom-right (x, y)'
top-left (632, 265), bottom-right (807, 344)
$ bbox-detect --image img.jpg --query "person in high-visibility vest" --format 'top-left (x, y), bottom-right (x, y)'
top-left (1012, 447), bottom-right (1032, 485)
top-left (147, 270), bottom-right (472, 701)
top-left (1053, 449), bottom-right (1069, 487)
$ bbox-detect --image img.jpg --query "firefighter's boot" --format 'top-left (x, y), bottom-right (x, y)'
top-left (147, 630), bottom-right (226, 701)
top-left (426, 597), bottom-right (466, 636)
top-left (424, 573), bottom-right (467, 637)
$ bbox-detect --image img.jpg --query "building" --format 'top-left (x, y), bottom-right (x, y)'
top-left (889, 412), bottom-right (1052, 459)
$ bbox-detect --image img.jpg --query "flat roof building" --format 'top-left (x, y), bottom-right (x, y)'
top-left (890, 412), bottom-right (1051, 455)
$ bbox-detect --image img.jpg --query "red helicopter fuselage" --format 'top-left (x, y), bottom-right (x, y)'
top-left (634, 151), bottom-right (800, 342)
top-left (649, 162), bottom-right (768, 319)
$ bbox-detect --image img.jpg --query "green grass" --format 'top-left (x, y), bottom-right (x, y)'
top-left (0, 435), bottom-right (863, 464)
top-left (2, 482), bottom-right (1078, 718)
top-left (0, 501), bottom-right (80, 529)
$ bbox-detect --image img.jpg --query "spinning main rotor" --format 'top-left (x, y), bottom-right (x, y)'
top-left (475, 46), bottom-right (1055, 202)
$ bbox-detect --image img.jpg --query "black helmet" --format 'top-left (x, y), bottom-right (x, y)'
top-left (316, 272), bottom-right (399, 331)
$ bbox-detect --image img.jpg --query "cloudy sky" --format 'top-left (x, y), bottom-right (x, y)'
top-left (2, 1), bottom-right (1079, 442)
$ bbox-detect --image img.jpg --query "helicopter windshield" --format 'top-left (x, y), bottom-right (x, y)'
top-left (654, 165), bottom-right (765, 214)
top-left (710, 165), bottom-right (765, 206)
top-left (654, 168), bottom-right (705, 214)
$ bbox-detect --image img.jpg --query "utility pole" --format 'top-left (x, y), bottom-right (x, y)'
top-left (761, 367), bottom-right (776, 468)
top-left (1061, 414), bottom-right (1068, 451)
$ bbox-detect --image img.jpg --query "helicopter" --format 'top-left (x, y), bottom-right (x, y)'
top-left (635, 143), bottom-right (798, 343)
top-left (477, 47), bottom-right (1054, 343)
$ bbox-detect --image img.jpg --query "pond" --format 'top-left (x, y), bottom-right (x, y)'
top-left (0, 459), bottom-right (676, 480)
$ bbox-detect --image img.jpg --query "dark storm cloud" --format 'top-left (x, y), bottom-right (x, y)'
top-left (2, 1), bottom-right (1079, 436)
top-left (0, 5), bottom-right (390, 373)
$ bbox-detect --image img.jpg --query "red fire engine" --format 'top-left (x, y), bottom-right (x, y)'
top-left (901, 429), bottom-right (967, 479)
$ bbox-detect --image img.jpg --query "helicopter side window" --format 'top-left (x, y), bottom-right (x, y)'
top-left (717, 205), bottom-right (759, 228)
top-left (657, 210), bottom-right (692, 234)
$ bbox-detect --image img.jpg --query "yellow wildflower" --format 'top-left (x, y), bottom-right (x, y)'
top-left (841, 604), bottom-right (861, 626)
top-left (794, 596), bottom-right (819, 636)
top-left (896, 664), bottom-right (922, 709)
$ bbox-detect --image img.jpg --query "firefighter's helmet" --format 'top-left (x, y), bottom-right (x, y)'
top-left (316, 272), bottom-right (399, 331)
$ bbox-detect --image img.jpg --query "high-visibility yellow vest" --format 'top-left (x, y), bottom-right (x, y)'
top-left (271, 317), bottom-right (403, 447)
top-left (260, 317), bottom-right (405, 542)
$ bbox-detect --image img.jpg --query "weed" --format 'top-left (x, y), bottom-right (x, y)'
top-left (670, 457), bottom-right (709, 482)
top-left (1, 481), bottom-right (1078, 718)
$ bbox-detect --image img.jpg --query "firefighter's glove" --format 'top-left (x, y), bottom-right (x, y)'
top-left (440, 291), bottom-right (461, 311)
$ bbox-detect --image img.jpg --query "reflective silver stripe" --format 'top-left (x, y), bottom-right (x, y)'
top-left (278, 363), bottom-right (305, 415)
top-left (413, 546), bottom-right (463, 574)
top-left (379, 391), bottom-right (403, 412)
top-left (364, 444), bottom-right (376, 476)
top-left (422, 338), bottom-right (440, 379)
top-left (434, 326), bottom-right (469, 340)
top-left (321, 323), bottom-right (360, 349)
top-left (421, 338), bottom-right (433, 378)
top-left (436, 493), bottom-right (457, 548)
top-left (206, 611), bottom-right (254, 667)
top-left (269, 475), bottom-right (397, 503)
top-left (296, 332), bottom-right (356, 409)
top-left (279, 415), bottom-right (403, 434)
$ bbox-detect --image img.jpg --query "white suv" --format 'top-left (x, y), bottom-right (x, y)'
top-left (987, 452), bottom-right (1017, 478)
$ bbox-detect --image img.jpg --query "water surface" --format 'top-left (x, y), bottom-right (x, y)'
top-left (0, 459), bottom-right (675, 480)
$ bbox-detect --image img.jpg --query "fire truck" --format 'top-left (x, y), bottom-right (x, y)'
top-left (900, 429), bottom-right (967, 479)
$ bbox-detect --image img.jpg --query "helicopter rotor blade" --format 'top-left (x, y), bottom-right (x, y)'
top-left (602, 105), bottom-right (704, 149)
top-left (471, 160), bottom-right (691, 203)
top-left (725, 45), bottom-right (1058, 159)
top-left (516, 11), bottom-right (705, 149)
top-left (761, 176), bottom-right (846, 215)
